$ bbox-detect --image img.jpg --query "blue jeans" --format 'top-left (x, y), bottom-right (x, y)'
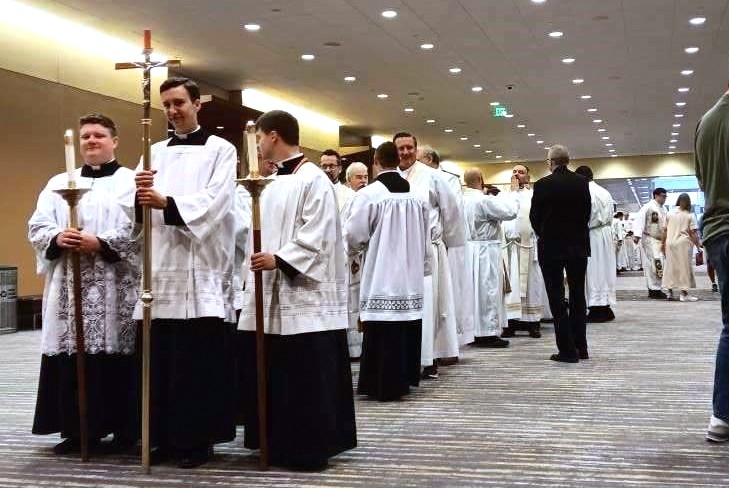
top-left (705, 234), bottom-right (729, 421)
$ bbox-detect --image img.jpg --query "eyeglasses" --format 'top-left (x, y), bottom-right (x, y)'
top-left (321, 164), bottom-right (340, 170)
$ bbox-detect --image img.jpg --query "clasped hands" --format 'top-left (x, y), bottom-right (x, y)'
top-left (135, 170), bottom-right (167, 209)
top-left (56, 228), bottom-right (100, 253)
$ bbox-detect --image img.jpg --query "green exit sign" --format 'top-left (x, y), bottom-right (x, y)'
top-left (492, 105), bottom-right (508, 117)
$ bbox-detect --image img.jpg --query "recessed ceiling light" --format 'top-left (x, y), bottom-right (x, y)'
top-left (670, 139), bottom-right (678, 143)
top-left (673, 123), bottom-right (681, 127)
top-left (473, 144), bottom-right (481, 148)
top-left (505, 160), bottom-right (512, 163)
top-left (544, 146), bottom-right (550, 150)
top-left (426, 119), bottom-right (436, 124)
top-left (678, 87), bottom-right (690, 92)
top-left (460, 136), bottom-right (469, 141)
top-left (668, 151), bottom-right (675, 155)
top-left (601, 136), bottom-right (610, 140)
top-left (685, 46), bottom-right (700, 54)
top-left (562, 57), bottom-right (575, 64)
top-left (377, 93), bottom-right (388, 99)
top-left (671, 132), bottom-right (679, 136)
top-left (587, 108), bottom-right (598, 113)
top-left (605, 143), bottom-right (614, 147)
top-left (517, 124), bottom-right (526, 128)
top-left (381, 10), bottom-right (397, 18)
top-left (593, 119), bottom-right (603, 123)
top-left (669, 145), bottom-right (676, 149)
top-left (609, 149), bottom-right (616, 153)
top-left (485, 150), bottom-right (493, 153)
top-left (675, 102), bottom-right (686, 107)
top-left (681, 69), bottom-right (694, 76)
top-left (495, 155), bottom-right (503, 159)
top-left (536, 140), bottom-right (544, 144)
top-left (674, 114), bottom-right (684, 118)
top-left (420, 43), bottom-right (434, 50)
top-left (572, 78), bottom-right (584, 84)
top-left (611, 154), bottom-right (618, 157)
top-left (505, 114), bottom-right (514, 118)
top-left (243, 23), bottom-right (261, 31)
top-left (490, 102), bottom-right (500, 106)
top-left (689, 17), bottom-right (706, 25)
top-left (216, 126), bottom-right (224, 129)
top-left (404, 107), bottom-right (415, 113)
top-left (444, 128), bottom-right (454, 133)
top-left (344, 76), bottom-right (356, 82)
top-left (549, 31), bottom-right (564, 38)
top-left (580, 95), bottom-right (592, 99)
top-left (449, 67), bottom-right (462, 74)
top-left (528, 133), bottom-right (535, 137)
top-left (532, 0), bottom-right (546, 3)
top-left (301, 54), bottom-right (315, 60)
top-left (598, 128), bottom-right (606, 132)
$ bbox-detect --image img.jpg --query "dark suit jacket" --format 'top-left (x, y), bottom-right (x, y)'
top-left (529, 165), bottom-right (591, 260)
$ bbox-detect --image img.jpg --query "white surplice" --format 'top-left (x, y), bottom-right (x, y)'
top-left (502, 188), bottom-right (544, 322)
top-left (340, 196), bottom-right (363, 357)
top-left (28, 166), bottom-right (139, 355)
top-left (463, 188), bottom-right (519, 338)
top-left (238, 162), bottom-right (348, 334)
top-left (343, 180), bottom-right (430, 322)
top-left (133, 134), bottom-right (238, 322)
top-left (400, 161), bottom-right (465, 364)
top-left (440, 169), bottom-right (475, 346)
top-left (233, 185), bottom-right (252, 311)
top-left (586, 181), bottom-right (617, 307)
top-left (633, 199), bottom-right (668, 290)
top-left (334, 181), bottom-right (355, 211)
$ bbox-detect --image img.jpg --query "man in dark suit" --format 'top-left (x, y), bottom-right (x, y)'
top-left (530, 145), bottom-right (591, 363)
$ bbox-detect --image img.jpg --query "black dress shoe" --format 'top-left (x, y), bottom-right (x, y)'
top-left (475, 336), bottom-right (510, 348)
top-left (529, 324), bottom-right (542, 338)
top-left (550, 353), bottom-right (578, 363)
top-left (177, 445), bottom-right (212, 469)
top-left (421, 365), bottom-right (439, 379)
top-left (149, 446), bottom-right (172, 465)
top-left (500, 327), bottom-right (515, 338)
top-left (100, 435), bottom-right (137, 455)
top-left (578, 349), bottom-right (589, 360)
top-left (53, 437), bottom-right (80, 455)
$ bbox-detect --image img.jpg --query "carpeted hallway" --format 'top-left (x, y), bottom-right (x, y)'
top-left (1, 273), bottom-right (727, 487)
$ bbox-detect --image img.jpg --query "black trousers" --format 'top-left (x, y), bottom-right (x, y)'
top-left (539, 257), bottom-right (588, 360)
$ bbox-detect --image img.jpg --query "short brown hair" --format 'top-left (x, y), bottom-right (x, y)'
top-left (79, 113), bottom-right (117, 137)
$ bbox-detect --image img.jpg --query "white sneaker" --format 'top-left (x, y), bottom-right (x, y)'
top-left (679, 294), bottom-right (698, 302)
top-left (707, 415), bottom-right (729, 442)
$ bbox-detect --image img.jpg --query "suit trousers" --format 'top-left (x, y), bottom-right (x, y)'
top-left (539, 257), bottom-right (588, 360)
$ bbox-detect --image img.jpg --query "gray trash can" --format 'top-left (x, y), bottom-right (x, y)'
top-left (0, 265), bottom-right (18, 334)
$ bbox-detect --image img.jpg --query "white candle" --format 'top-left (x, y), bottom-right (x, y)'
top-left (245, 121), bottom-right (259, 175)
top-left (64, 129), bottom-right (76, 187)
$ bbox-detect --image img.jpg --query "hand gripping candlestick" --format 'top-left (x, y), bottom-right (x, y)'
top-left (115, 30), bottom-right (180, 473)
top-left (54, 130), bottom-right (91, 461)
top-left (237, 121), bottom-right (272, 470)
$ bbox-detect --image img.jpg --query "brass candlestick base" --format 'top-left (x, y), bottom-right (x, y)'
top-left (53, 186), bottom-right (90, 462)
top-left (236, 172), bottom-right (272, 470)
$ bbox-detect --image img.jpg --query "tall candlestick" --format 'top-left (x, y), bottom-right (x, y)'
top-left (64, 129), bottom-right (76, 188)
top-left (246, 121), bottom-right (259, 175)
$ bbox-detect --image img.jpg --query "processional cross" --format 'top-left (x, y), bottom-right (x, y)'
top-left (115, 30), bottom-right (180, 474)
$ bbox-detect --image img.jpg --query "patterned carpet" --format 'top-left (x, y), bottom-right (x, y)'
top-left (1, 284), bottom-right (728, 487)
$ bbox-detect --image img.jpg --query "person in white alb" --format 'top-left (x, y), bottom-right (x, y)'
top-left (462, 168), bottom-right (519, 347)
top-left (320, 149), bottom-right (355, 210)
top-left (633, 187), bottom-right (668, 299)
top-left (575, 166), bottom-right (617, 323)
top-left (395, 132), bottom-right (464, 379)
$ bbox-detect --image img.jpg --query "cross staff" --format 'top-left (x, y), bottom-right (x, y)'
top-left (115, 30), bottom-right (180, 474)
